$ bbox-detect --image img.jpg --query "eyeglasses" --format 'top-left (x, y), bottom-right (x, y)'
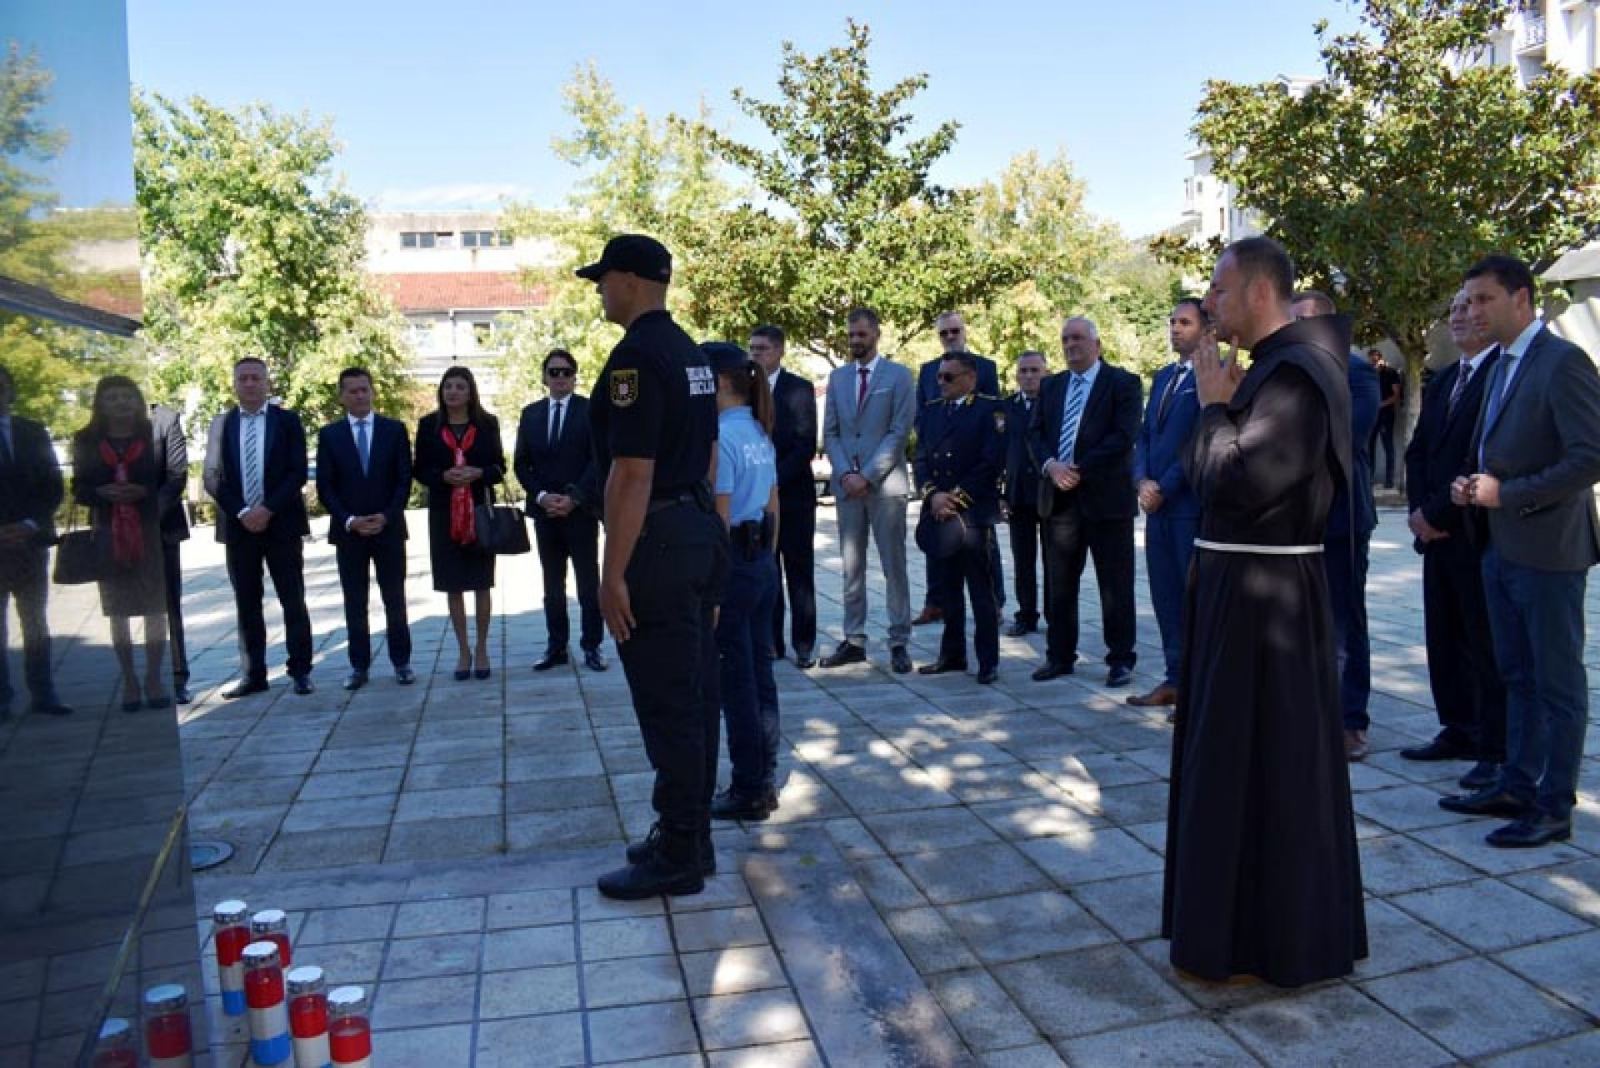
top-left (937, 328), bottom-right (963, 339)
top-left (546, 367), bottom-right (575, 378)
top-left (937, 371), bottom-right (970, 383)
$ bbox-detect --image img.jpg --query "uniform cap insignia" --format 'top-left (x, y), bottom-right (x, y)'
top-left (611, 369), bottom-right (639, 408)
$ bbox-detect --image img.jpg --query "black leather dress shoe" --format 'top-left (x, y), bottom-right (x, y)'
top-left (221, 678), bottom-right (269, 700)
top-left (1031, 660), bottom-right (1073, 682)
top-left (890, 647), bottom-right (913, 674)
top-left (1438, 788), bottom-right (1530, 819)
top-left (1399, 736), bottom-right (1474, 762)
top-left (1004, 621), bottom-right (1037, 637)
top-left (534, 649), bottom-right (569, 672)
top-left (1458, 760), bottom-right (1500, 791)
top-left (1486, 814), bottom-right (1572, 848)
top-left (583, 648), bottom-right (608, 672)
top-left (976, 667), bottom-right (999, 685)
top-left (1106, 666), bottom-right (1134, 688)
top-left (292, 675), bottom-right (315, 696)
top-left (32, 702), bottom-right (74, 716)
top-left (344, 671), bottom-right (368, 692)
top-left (917, 658), bottom-right (968, 675)
top-left (711, 787), bottom-right (773, 822)
top-left (819, 642), bottom-right (866, 668)
top-left (174, 685), bottom-right (193, 705)
top-left (794, 650), bottom-right (816, 669)
top-left (395, 666), bottom-right (416, 686)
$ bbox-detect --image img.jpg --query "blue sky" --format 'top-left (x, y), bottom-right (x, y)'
top-left (122, 1), bottom-right (1364, 237)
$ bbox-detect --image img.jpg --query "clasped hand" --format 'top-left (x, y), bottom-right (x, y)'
top-left (443, 465), bottom-right (482, 486)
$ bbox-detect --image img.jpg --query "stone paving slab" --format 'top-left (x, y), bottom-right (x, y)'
top-left (15, 504), bottom-right (1598, 1064)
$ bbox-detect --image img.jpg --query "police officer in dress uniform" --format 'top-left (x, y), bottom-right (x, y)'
top-left (580, 234), bottom-right (728, 901)
top-left (913, 352), bottom-right (1006, 684)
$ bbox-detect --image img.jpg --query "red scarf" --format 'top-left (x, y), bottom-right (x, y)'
top-left (98, 437), bottom-right (147, 566)
top-left (440, 423), bottom-right (478, 545)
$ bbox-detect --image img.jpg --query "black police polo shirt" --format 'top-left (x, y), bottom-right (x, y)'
top-left (591, 309), bottom-right (717, 495)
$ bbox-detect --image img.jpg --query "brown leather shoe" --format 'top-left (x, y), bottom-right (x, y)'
top-left (912, 605), bottom-right (943, 626)
top-left (1126, 684), bottom-right (1178, 708)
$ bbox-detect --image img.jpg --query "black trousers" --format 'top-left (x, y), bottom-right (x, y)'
top-left (533, 512), bottom-right (602, 652)
top-left (1423, 536), bottom-right (1506, 761)
top-left (1370, 412), bottom-right (1397, 486)
top-left (225, 531), bottom-right (314, 681)
top-left (935, 525), bottom-right (1000, 672)
top-left (163, 539), bottom-right (189, 686)
top-left (616, 504), bottom-right (728, 835)
top-left (1008, 504), bottom-right (1048, 626)
top-left (925, 529), bottom-right (1006, 611)
top-left (1043, 505), bottom-right (1136, 670)
top-left (771, 501), bottom-right (817, 656)
top-left (336, 533), bottom-right (412, 671)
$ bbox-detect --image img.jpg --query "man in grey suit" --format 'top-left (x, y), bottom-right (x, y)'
top-left (1440, 253), bottom-right (1600, 848)
top-left (820, 307), bottom-right (916, 674)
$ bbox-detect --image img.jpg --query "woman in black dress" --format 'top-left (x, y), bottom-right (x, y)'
top-left (72, 376), bottom-right (172, 711)
top-left (415, 366), bottom-right (505, 680)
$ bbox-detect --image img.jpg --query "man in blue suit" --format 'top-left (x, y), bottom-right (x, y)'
top-left (1291, 291), bottom-right (1378, 761)
top-left (210, 357), bottom-right (315, 698)
top-left (316, 367), bottom-right (414, 690)
top-left (1127, 298), bottom-right (1207, 709)
top-left (914, 311), bottom-right (1003, 626)
top-left (1440, 253), bottom-right (1600, 848)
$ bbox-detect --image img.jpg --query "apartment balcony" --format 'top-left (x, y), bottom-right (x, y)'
top-left (1516, 10), bottom-right (1548, 55)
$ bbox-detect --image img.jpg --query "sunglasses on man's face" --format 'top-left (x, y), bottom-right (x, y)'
top-left (937, 371), bottom-right (971, 383)
top-left (546, 367), bottom-right (575, 378)
top-left (937, 328), bottom-right (963, 339)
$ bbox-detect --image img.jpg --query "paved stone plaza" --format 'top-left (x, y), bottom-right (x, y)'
top-left (55, 504), bottom-right (1600, 1064)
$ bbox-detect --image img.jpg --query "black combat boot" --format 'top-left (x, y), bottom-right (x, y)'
top-left (598, 825), bottom-right (705, 900)
top-left (624, 822), bottom-right (716, 875)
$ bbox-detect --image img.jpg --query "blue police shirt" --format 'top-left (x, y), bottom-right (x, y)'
top-left (715, 407), bottom-right (776, 524)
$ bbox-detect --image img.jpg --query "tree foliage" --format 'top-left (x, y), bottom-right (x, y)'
top-left (132, 92), bottom-right (418, 430)
top-left (1178, 0), bottom-right (1600, 382)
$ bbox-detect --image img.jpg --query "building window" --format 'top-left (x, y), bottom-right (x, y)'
top-left (462, 230), bottom-right (514, 249)
top-left (471, 321), bottom-right (495, 349)
top-left (400, 231), bottom-right (437, 249)
top-left (408, 321), bottom-right (435, 349)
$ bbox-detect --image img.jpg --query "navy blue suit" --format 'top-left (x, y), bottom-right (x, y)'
top-left (917, 355), bottom-right (1004, 615)
top-left (1134, 361), bottom-right (1201, 686)
top-left (515, 394), bottom-right (602, 654)
top-left (1326, 352), bottom-right (1378, 731)
top-left (317, 414), bottom-right (413, 672)
top-left (768, 369), bottom-right (819, 658)
top-left (213, 405), bottom-right (314, 682)
top-left (915, 393), bottom-right (1006, 672)
top-left (1004, 392), bottom-right (1046, 627)
top-left (0, 414), bottom-right (64, 712)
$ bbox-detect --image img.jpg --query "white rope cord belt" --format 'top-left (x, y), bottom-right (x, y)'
top-left (1193, 538), bottom-right (1324, 555)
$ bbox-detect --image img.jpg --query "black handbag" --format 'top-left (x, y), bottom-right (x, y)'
top-left (472, 486), bottom-right (531, 555)
top-left (52, 504), bottom-right (104, 585)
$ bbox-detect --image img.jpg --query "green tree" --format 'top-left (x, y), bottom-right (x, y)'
top-left (132, 92), bottom-right (417, 431)
top-left (675, 19), bottom-right (1030, 363)
top-left (1179, 0), bottom-right (1600, 432)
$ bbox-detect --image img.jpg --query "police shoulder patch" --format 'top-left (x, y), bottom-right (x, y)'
top-left (611, 369), bottom-right (639, 408)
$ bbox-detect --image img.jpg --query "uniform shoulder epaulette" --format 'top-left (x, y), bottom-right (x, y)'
top-left (923, 397), bottom-right (945, 407)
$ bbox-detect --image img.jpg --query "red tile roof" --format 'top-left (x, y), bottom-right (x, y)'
top-left (375, 272), bottom-right (548, 313)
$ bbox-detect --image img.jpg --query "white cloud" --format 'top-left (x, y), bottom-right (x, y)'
top-left (370, 183), bottom-right (533, 209)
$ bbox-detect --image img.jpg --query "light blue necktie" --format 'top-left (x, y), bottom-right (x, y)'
top-left (242, 413), bottom-right (263, 507)
top-left (355, 418), bottom-right (370, 475)
top-left (1057, 374), bottom-right (1087, 463)
top-left (1479, 349), bottom-right (1517, 468)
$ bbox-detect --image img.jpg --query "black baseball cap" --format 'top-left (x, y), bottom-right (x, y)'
top-left (575, 234), bottom-right (672, 283)
top-left (701, 341), bottom-right (751, 375)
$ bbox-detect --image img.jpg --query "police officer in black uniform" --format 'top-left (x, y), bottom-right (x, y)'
top-left (579, 234), bottom-right (727, 900)
top-left (913, 351), bottom-right (1006, 684)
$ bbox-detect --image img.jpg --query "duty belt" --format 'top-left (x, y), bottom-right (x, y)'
top-left (1194, 538), bottom-right (1323, 556)
top-left (647, 492), bottom-right (699, 515)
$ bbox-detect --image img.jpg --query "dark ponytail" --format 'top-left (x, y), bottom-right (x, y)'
top-left (720, 361), bottom-right (775, 435)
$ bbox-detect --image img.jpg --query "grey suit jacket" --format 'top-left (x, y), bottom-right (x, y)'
top-left (822, 357), bottom-right (915, 498)
top-left (1469, 324), bottom-right (1600, 571)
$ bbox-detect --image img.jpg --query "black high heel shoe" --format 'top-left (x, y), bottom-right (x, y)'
top-left (473, 655), bottom-right (492, 681)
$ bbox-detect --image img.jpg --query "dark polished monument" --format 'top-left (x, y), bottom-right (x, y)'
top-left (1, 2), bottom-right (210, 1063)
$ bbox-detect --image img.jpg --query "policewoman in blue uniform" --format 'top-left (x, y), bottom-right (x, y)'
top-left (703, 342), bottom-right (784, 822)
top-left (913, 351), bottom-right (1007, 684)
top-left (581, 235), bottom-right (729, 900)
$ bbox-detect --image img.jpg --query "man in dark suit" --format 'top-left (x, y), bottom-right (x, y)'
top-left (1029, 316), bottom-right (1142, 686)
top-left (914, 310), bottom-right (1003, 626)
top-left (1440, 254), bottom-right (1600, 848)
top-left (150, 403), bottom-right (193, 705)
top-left (914, 352), bottom-right (1007, 683)
top-left (750, 325), bottom-right (819, 668)
top-left (316, 367), bottom-right (415, 690)
top-left (210, 356), bottom-right (315, 697)
top-left (515, 348), bottom-right (605, 672)
top-left (0, 365), bottom-right (71, 718)
top-left (1401, 290), bottom-right (1504, 790)
top-left (1128, 299), bottom-right (1207, 709)
top-left (1003, 350), bottom-right (1047, 636)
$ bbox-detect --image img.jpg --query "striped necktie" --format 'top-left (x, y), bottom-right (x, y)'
top-left (1447, 358), bottom-right (1472, 417)
top-left (1057, 374), bottom-right (1087, 463)
top-left (243, 412), bottom-right (263, 507)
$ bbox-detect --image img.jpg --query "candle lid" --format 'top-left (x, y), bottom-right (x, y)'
top-left (98, 1016), bottom-right (133, 1041)
top-left (327, 986), bottom-right (367, 1012)
top-left (250, 907), bottom-right (287, 930)
top-left (241, 941), bottom-right (281, 968)
top-left (286, 965), bottom-right (325, 995)
top-left (213, 899), bottom-right (249, 925)
top-left (143, 983), bottom-right (188, 1014)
